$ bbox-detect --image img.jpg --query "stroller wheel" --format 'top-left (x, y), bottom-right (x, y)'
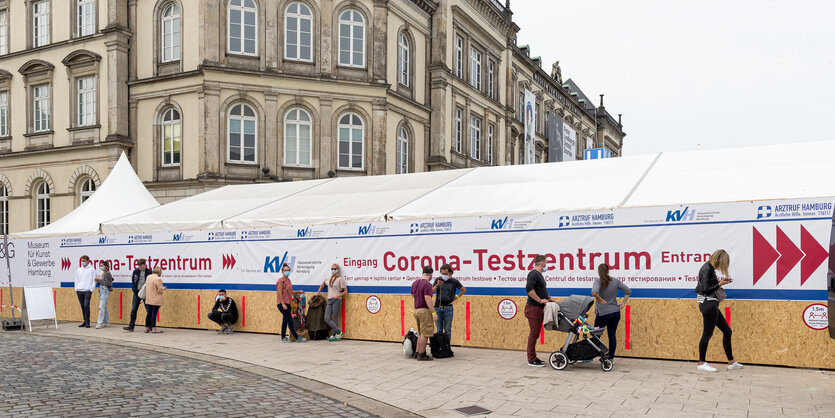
top-left (601, 358), bottom-right (613, 372)
top-left (549, 351), bottom-right (568, 370)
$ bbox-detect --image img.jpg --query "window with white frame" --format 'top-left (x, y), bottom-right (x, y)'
top-left (470, 49), bottom-right (481, 90)
top-left (454, 108), bottom-right (462, 153)
top-left (0, 10), bottom-right (7, 55)
top-left (487, 123), bottom-right (494, 164)
top-left (33, 84), bottom-right (50, 132)
top-left (470, 116), bottom-right (481, 160)
top-left (228, 0), bottom-right (257, 55)
top-left (285, 2), bottom-right (312, 61)
top-left (77, 0), bottom-right (95, 37)
top-left (396, 126), bottom-right (408, 174)
top-left (487, 60), bottom-right (495, 99)
top-left (161, 3), bottom-right (181, 62)
top-left (161, 108), bottom-right (181, 166)
top-left (35, 181), bottom-right (50, 227)
top-left (0, 91), bottom-right (7, 137)
top-left (77, 76), bottom-right (95, 127)
top-left (518, 93), bottom-right (524, 122)
top-left (0, 185), bottom-right (7, 235)
top-left (338, 10), bottom-right (364, 67)
top-left (227, 103), bottom-right (256, 163)
top-left (32, 1), bottom-right (50, 47)
top-left (79, 177), bottom-right (95, 204)
top-left (455, 35), bottom-right (463, 78)
top-left (398, 33), bottom-right (409, 86)
top-left (284, 108), bottom-right (312, 166)
top-left (337, 113), bottom-right (364, 169)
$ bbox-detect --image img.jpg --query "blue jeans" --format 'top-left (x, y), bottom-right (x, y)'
top-left (96, 287), bottom-right (110, 326)
top-left (594, 311), bottom-right (621, 359)
top-left (435, 306), bottom-right (453, 338)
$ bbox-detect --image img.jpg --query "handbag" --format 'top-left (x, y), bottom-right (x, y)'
top-left (714, 287), bottom-right (726, 302)
top-left (138, 283), bottom-right (147, 300)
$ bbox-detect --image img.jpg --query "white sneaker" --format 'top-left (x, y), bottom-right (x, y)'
top-left (95, 324), bottom-right (102, 329)
top-left (727, 362), bottom-right (744, 370)
top-left (697, 363), bottom-right (717, 372)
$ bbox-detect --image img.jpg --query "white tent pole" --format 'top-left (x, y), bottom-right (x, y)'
top-left (619, 152), bottom-right (663, 208)
top-left (2, 233), bottom-right (15, 320)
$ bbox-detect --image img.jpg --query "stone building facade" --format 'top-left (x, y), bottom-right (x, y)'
top-left (0, 0), bottom-right (625, 234)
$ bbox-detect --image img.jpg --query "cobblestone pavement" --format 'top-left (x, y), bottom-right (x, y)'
top-left (0, 333), bottom-right (376, 417)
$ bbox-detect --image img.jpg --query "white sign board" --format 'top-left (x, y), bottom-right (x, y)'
top-left (23, 286), bottom-right (58, 330)
top-left (523, 89), bottom-right (536, 164)
top-left (563, 124), bottom-right (576, 161)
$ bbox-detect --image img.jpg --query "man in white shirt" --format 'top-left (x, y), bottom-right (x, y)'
top-left (74, 255), bottom-right (96, 328)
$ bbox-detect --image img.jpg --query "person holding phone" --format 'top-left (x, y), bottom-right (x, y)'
top-left (316, 263), bottom-right (348, 342)
top-left (208, 289), bottom-right (238, 334)
top-left (95, 261), bottom-right (114, 329)
top-left (695, 249), bottom-right (743, 372)
top-left (277, 263), bottom-right (306, 342)
top-left (144, 267), bottom-right (166, 334)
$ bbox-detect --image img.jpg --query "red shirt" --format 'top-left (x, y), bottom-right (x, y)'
top-left (276, 276), bottom-right (293, 305)
top-left (411, 278), bottom-right (433, 309)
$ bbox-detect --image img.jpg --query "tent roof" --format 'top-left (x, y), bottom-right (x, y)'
top-left (12, 153), bottom-right (159, 238)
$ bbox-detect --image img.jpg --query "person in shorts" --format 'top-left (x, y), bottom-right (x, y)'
top-left (411, 266), bottom-right (436, 361)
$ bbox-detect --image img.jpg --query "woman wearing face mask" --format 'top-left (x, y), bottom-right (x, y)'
top-left (277, 263), bottom-right (306, 342)
top-left (95, 261), bottom-right (114, 329)
top-left (316, 263), bottom-right (348, 341)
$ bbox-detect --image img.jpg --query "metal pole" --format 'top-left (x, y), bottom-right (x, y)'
top-left (2, 233), bottom-right (14, 320)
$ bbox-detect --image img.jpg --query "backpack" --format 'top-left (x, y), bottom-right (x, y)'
top-left (430, 331), bottom-right (454, 359)
top-left (403, 329), bottom-right (418, 358)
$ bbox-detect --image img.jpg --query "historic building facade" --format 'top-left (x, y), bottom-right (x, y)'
top-left (0, 0), bottom-right (625, 233)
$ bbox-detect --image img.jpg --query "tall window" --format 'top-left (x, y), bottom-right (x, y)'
top-left (161, 3), bottom-right (181, 62)
top-left (338, 10), bottom-right (364, 67)
top-left (455, 36), bottom-right (463, 78)
top-left (396, 126), bottom-right (408, 174)
top-left (228, 0), bottom-right (257, 55)
top-left (35, 182), bottom-right (50, 227)
top-left (535, 101), bottom-right (540, 133)
top-left (32, 1), bottom-right (50, 47)
top-left (470, 49), bottom-right (481, 90)
top-left (0, 10), bottom-right (7, 55)
top-left (0, 185), bottom-right (7, 235)
top-left (487, 123), bottom-right (494, 164)
top-left (0, 91), bottom-right (7, 137)
top-left (161, 108), bottom-right (181, 166)
top-left (487, 60), bottom-right (495, 99)
top-left (79, 178), bottom-right (95, 204)
top-left (227, 103), bottom-right (256, 163)
top-left (284, 108), bottom-right (312, 166)
top-left (77, 76), bottom-right (96, 127)
top-left (518, 93), bottom-right (524, 122)
top-left (33, 84), bottom-right (50, 132)
top-left (77, 0), bottom-right (95, 37)
top-left (337, 113), bottom-right (364, 169)
top-left (454, 108), bottom-right (462, 153)
top-left (285, 2), bottom-right (312, 61)
top-left (398, 33), bottom-right (409, 86)
top-left (470, 116), bottom-right (481, 160)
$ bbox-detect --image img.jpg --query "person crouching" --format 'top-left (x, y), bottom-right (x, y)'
top-left (208, 289), bottom-right (238, 334)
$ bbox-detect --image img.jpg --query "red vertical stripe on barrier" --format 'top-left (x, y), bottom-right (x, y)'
top-left (157, 311), bottom-right (160, 323)
top-left (465, 301), bottom-right (471, 341)
top-left (241, 296), bottom-right (246, 327)
top-left (625, 305), bottom-right (631, 350)
top-left (1, 289), bottom-right (3, 312)
top-left (119, 292), bottom-right (123, 319)
top-left (540, 325), bottom-right (545, 345)
top-left (725, 307), bottom-right (731, 326)
top-left (53, 290), bottom-right (57, 311)
top-left (341, 298), bottom-right (346, 333)
top-left (197, 294), bottom-right (201, 325)
top-left (400, 299), bottom-right (405, 336)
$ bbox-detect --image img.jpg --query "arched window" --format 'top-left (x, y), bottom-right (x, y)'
top-left (0, 185), bottom-right (8, 235)
top-left (338, 10), bottom-right (364, 67)
top-left (35, 182), bottom-right (50, 227)
top-left (396, 126), bottom-right (408, 174)
top-left (161, 3), bottom-right (181, 62)
top-left (398, 32), bottom-right (409, 86)
top-left (228, 0), bottom-right (257, 55)
top-left (337, 112), bottom-right (364, 169)
top-left (285, 2), bottom-right (312, 61)
top-left (79, 178), bottom-right (95, 204)
top-left (284, 108), bottom-right (312, 166)
top-left (161, 108), bottom-right (181, 166)
top-left (227, 103), bottom-right (256, 163)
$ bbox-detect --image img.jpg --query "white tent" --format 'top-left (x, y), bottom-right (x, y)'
top-left (12, 153), bottom-right (159, 238)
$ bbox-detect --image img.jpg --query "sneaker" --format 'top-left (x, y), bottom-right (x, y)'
top-left (123, 326), bottom-right (134, 332)
top-left (417, 353), bottom-right (434, 361)
top-left (95, 324), bottom-right (102, 329)
top-left (224, 328), bottom-right (233, 335)
top-left (296, 337), bottom-right (307, 342)
top-left (528, 359), bottom-right (545, 367)
top-left (79, 323), bottom-right (87, 328)
top-left (727, 362), bottom-right (744, 370)
top-left (328, 335), bottom-right (338, 342)
top-left (336, 331), bottom-right (343, 340)
top-left (281, 337), bottom-right (291, 342)
top-left (697, 363), bottom-right (717, 372)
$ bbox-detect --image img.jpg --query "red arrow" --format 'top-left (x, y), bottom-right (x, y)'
top-left (800, 225), bottom-right (828, 286)
top-left (829, 243), bottom-right (835, 275)
top-left (752, 226), bottom-right (779, 285)
top-left (229, 255), bottom-right (236, 269)
top-left (775, 226), bottom-right (803, 285)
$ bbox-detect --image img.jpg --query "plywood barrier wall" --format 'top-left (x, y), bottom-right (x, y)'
top-left (23, 288), bottom-right (835, 369)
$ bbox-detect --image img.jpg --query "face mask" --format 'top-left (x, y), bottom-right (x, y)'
top-left (331, 269), bottom-right (338, 275)
top-left (82, 261), bottom-right (88, 267)
top-left (283, 271), bottom-right (291, 277)
top-left (216, 295), bottom-right (222, 302)
top-left (441, 274), bottom-right (450, 281)
top-left (541, 265), bottom-right (549, 271)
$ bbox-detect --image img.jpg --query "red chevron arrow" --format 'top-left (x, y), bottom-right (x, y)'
top-left (829, 243), bottom-right (835, 274)
top-left (775, 226), bottom-right (803, 285)
top-left (800, 225), bottom-right (828, 286)
top-left (753, 226), bottom-right (779, 285)
top-left (228, 255), bottom-right (236, 269)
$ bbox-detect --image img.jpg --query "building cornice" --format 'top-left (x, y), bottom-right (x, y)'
top-left (409, 0), bottom-right (438, 14)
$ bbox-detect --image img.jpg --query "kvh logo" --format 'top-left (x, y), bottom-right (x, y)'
top-left (665, 207), bottom-right (695, 222)
top-left (757, 206), bottom-right (773, 219)
top-left (357, 224), bottom-right (376, 235)
top-left (558, 216), bottom-right (571, 228)
top-left (172, 233), bottom-right (185, 241)
top-left (98, 236), bottom-right (116, 244)
top-left (263, 251), bottom-right (297, 273)
top-left (491, 216), bottom-right (514, 230)
top-left (297, 227), bottom-right (311, 238)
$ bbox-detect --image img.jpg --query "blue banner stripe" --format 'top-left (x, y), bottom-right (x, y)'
top-left (59, 282), bottom-right (827, 301)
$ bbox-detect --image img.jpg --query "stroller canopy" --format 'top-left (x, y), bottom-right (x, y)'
top-left (559, 295), bottom-right (595, 321)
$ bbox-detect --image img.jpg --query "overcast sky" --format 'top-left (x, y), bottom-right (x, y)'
top-left (511, 0), bottom-right (835, 156)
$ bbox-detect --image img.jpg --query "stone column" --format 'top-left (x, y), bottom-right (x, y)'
top-left (264, 93), bottom-right (279, 176)
top-left (265, 1), bottom-right (279, 69)
top-left (128, 0), bottom-right (137, 80)
top-left (104, 33), bottom-right (131, 142)
top-left (371, 0), bottom-right (388, 82)
top-left (428, 0), bottom-right (450, 169)
top-left (371, 100), bottom-right (387, 175)
top-left (319, 96), bottom-right (333, 177)
top-left (105, 0), bottom-right (128, 30)
top-left (128, 98), bottom-right (138, 165)
top-left (320, 0), bottom-right (333, 76)
top-left (201, 0), bottom-right (220, 64)
top-left (198, 86), bottom-right (221, 176)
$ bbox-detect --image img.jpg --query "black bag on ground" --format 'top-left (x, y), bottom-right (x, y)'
top-left (566, 338), bottom-right (603, 361)
top-left (430, 332), bottom-right (454, 359)
top-left (403, 330), bottom-right (419, 358)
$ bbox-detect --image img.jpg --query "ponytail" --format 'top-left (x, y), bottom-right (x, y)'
top-left (598, 263), bottom-right (611, 288)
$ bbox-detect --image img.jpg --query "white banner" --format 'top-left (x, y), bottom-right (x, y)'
top-left (1, 199), bottom-right (832, 300)
top-left (563, 124), bottom-right (576, 161)
top-left (524, 89), bottom-right (536, 164)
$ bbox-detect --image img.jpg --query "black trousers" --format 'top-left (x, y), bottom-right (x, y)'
top-left (208, 311), bottom-right (236, 327)
top-left (127, 292), bottom-right (142, 329)
top-left (698, 300), bottom-right (733, 362)
top-left (145, 304), bottom-right (160, 329)
top-left (277, 304), bottom-right (298, 339)
top-left (76, 291), bottom-right (92, 325)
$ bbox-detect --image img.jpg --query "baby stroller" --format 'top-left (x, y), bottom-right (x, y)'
top-left (546, 295), bottom-right (613, 372)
